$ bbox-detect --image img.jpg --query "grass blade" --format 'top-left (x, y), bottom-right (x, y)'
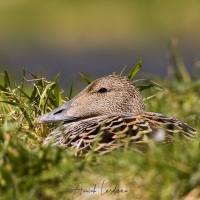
top-left (0, 101), bottom-right (27, 108)
top-left (51, 72), bottom-right (61, 82)
top-left (54, 83), bottom-right (62, 106)
top-left (133, 79), bottom-right (164, 91)
top-left (120, 65), bottom-right (127, 76)
top-left (39, 82), bottom-right (56, 107)
top-left (127, 60), bottom-right (142, 80)
top-left (79, 73), bottom-right (91, 84)
top-left (17, 87), bottom-right (31, 101)
top-left (68, 83), bottom-right (73, 100)
top-left (4, 71), bottom-right (11, 88)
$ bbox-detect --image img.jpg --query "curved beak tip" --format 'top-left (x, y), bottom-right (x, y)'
top-left (35, 99), bottom-right (76, 124)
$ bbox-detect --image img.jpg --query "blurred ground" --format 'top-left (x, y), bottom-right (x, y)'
top-left (0, 0), bottom-right (200, 86)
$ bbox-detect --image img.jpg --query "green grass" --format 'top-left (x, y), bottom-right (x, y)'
top-left (0, 60), bottom-right (200, 199)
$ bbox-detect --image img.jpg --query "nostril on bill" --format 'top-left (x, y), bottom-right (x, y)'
top-left (54, 109), bottom-right (65, 115)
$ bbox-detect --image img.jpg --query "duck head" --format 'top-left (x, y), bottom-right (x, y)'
top-left (36, 75), bottom-right (145, 123)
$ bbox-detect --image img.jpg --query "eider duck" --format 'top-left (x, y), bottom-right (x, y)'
top-left (37, 75), bottom-right (196, 154)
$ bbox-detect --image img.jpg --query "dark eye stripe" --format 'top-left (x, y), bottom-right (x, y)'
top-left (98, 88), bottom-right (107, 93)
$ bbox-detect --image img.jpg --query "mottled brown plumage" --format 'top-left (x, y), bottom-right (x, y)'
top-left (37, 75), bottom-right (196, 154)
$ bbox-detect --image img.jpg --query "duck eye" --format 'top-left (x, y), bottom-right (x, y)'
top-left (98, 87), bottom-right (107, 93)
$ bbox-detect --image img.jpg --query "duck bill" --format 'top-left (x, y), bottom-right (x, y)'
top-left (36, 98), bottom-right (78, 123)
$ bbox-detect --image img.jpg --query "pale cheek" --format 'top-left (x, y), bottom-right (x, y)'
top-left (64, 97), bottom-right (100, 117)
top-left (65, 107), bottom-right (79, 116)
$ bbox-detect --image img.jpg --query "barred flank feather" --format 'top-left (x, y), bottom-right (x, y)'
top-left (44, 112), bottom-right (196, 154)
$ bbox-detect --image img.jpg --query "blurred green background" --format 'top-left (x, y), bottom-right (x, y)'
top-left (0, 0), bottom-right (200, 85)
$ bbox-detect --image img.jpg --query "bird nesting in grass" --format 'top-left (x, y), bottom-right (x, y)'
top-left (36, 75), bottom-right (196, 155)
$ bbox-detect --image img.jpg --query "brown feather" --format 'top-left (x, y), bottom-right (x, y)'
top-left (37, 75), bottom-right (197, 155)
